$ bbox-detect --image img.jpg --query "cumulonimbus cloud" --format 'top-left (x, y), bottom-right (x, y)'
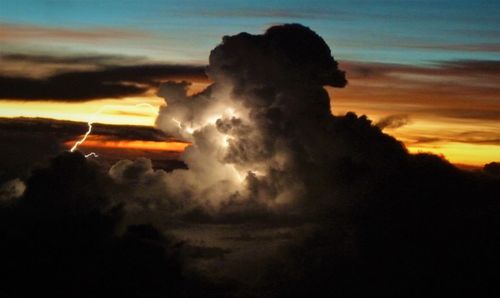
top-left (2, 23), bottom-right (500, 297)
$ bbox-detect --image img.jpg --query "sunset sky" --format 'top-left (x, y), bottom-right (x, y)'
top-left (1, 0), bottom-right (499, 166)
top-left (2, 3), bottom-right (500, 297)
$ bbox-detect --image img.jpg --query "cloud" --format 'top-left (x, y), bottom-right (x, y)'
top-left (150, 24), bottom-right (500, 296)
top-left (0, 117), bottom-right (170, 141)
top-left (249, 153), bottom-right (500, 297)
top-left (0, 117), bottom-right (184, 184)
top-left (484, 162), bottom-right (500, 176)
top-left (0, 23), bottom-right (147, 42)
top-left (406, 130), bottom-right (500, 147)
top-left (332, 59), bottom-right (500, 131)
top-left (194, 7), bottom-right (334, 19)
top-left (0, 178), bottom-right (25, 204)
top-left (0, 152), bottom-right (220, 297)
top-left (207, 23), bottom-right (347, 88)
top-left (152, 24), bottom-right (349, 221)
top-left (2, 23), bottom-right (500, 297)
top-left (0, 52), bottom-right (152, 78)
top-left (1, 53), bottom-right (144, 66)
top-left (375, 114), bottom-right (411, 130)
top-left (410, 43), bottom-right (500, 53)
top-left (341, 59), bottom-right (500, 80)
top-left (0, 64), bottom-right (207, 101)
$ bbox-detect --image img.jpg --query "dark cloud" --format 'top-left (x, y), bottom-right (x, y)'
top-left (249, 153), bottom-right (500, 297)
top-left (0, 152), bottom-right (178, 297)
top-left (0, 117), bottom-right (180, 183)
top-left (342, 59), bottom-right (500, 80)
top-left (333, 59), bottom-right (500, 127)
top-left (1, 53), bottom-right (144, 66)
top-left (0, 52), bottom-right (152, 78)
top-left (0, 117), bottom-right (170, 142)
top-left (0, 152), bottom-right (234, 298)
top-left (408, 131), bottom-right (500, 146)
top-left (208, 23), bottom-right (347, 88)
top-left (437, 59), bottom-right (500, 75)
top-left (0, 53), bottom-right (137, 64)
top-left (375, 114), bottom-right (411, 130)
top-left (0, 64), bottom-right (207, 101)
top-left (484, 162), bottom-right (500, 176)
top-left (152, 23), bottom-right (500, 296)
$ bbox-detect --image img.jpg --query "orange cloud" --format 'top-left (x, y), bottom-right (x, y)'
top-left (65, 135), bottom-right (190, 152)
top-left (328, 59), bottom-right (500, 166)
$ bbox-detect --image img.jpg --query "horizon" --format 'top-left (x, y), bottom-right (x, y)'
top-left (1, 3), bottom-right (500, 298)
top-left (1, 0), bottom-right (499, 166)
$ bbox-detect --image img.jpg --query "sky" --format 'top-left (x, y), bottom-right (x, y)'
top-left (1, 0), bottom-right (499, 166)
top-left (1, 3), bottom-right (500, 297)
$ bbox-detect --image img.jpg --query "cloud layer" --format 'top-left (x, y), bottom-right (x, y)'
top-left (0, 63), bottom-right (207, 101)
top-left (1, 24), bottom-right (499, 297)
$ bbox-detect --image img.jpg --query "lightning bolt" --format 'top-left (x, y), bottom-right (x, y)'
top-left (171, 118), bottom-right (182, 129)
top-left (70, 103), bottom-right (157, 157)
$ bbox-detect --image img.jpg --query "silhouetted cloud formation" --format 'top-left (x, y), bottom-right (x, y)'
top-left (376, 114), bottom-right (410, 129)
top-left (0, 64), bottom-right (206, 101)
top-left (0, 152), bottom-right (234, 298)
top-left (484, 162), bottom-right (500, 176)
top-left (0, 153), bottom-right (180, 297)
top-left (1, 24), bottom-right (500, 297)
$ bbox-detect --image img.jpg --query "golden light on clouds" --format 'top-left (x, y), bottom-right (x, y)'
top-left (1, 75), bottom-right (498, 167)
top-left (407, 142), bottom-right (500, 167)
top-left (64, 135), bottom-right (189, 152)
top-left (332, 101), bottom-right (500, 166)
top-left (0, 96), bottom-right (164, 126)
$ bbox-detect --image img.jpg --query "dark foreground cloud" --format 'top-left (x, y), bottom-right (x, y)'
top-left (0, 152), bottom-right (234, 298)
top-left (0, 152), bottom-right (179, 297)
top-left (0, 64), bottom-right (207, 101)
top-left (2, 24), bottom-right (500, 297)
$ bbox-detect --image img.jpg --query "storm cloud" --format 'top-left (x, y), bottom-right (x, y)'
top-left (375, 114), bottom-right (411, 130)
top-left (2, 24), bottom-right (500, 297)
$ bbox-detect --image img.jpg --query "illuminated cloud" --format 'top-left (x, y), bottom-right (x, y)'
top-left (151, 24), bottom-right (349, 217)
